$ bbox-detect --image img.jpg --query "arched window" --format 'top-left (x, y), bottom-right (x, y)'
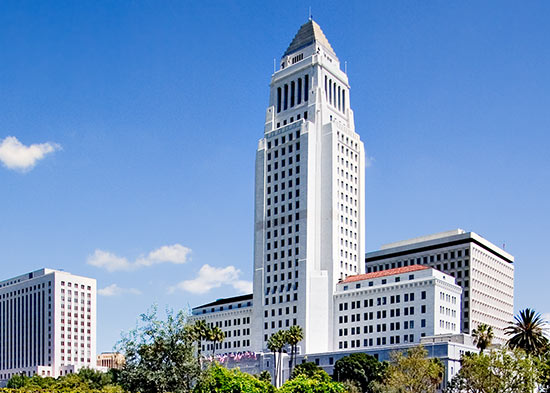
top-left (325, 75), bottom-right (328, 99)
top-left (277, 87), bottom-right (282, 113)
top-left (338, 86), bottom-right (341, 111)
top-left (329, 79), bottom-right (332, 105)
top-left (297, 78), bottom-right (302, 105)
top-left (290, 81), bottom-right (295, 107)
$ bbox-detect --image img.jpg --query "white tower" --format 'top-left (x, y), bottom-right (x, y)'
top-left (252, 20), bottom-right (366, 354)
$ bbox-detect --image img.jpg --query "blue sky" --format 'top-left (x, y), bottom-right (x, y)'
top-left (1, 1), bottom-right (549, 352)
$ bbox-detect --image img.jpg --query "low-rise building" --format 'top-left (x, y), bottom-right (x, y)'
top-left (96, 352), bottom-right (125, 370)
top-left (190, 294), bottom-right (253, 353)
top-left (333, 265), bottom-right (461, 351)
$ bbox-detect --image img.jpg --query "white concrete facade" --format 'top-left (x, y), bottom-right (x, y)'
top-left (365, 229), bottom-right (514, 344)
top-left (0, 268), bottom-right (97, 381)
top-left (251, 19), bottom-right (366, 355)
top-left (333, 265), bottom-right (461, 351)
top-left (191, 295), bottom-right (253, 353)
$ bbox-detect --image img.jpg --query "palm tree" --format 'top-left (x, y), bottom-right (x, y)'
top-left (208, 326), bottom-right (225, 357)
top-left (286, 325), bottom-right (304, 375)
top-left (267, 330), bottom-right (286, 387)
top-left (472, 323), bottom-right (494, 353)
top-left (505, 308), bottom-right (549, 355)
top-left (191, 320), bottom-right (209, 362)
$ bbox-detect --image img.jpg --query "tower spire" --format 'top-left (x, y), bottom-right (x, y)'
top-left (282, 19), bottom-right (335, 57)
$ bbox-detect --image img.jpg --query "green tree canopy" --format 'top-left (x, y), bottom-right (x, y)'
top-left (116, 305), bottom-right (200, 393)
top-left (374, 346), bottom-right (443, 393)
top-left (278, 373), bottom-right (346, 393)
top-left (506, 308), bottom-right (549, 355)
top-left (193, 363), bottom-right (274, 393)
top-left (333, 352), bottom-right (386, 393)
top-left (445, 348), bottom-right (539, 393)
top-left (2, 370), bottom-right (124, 393)
top-left (291, 362), bottom-right (328, 380)
top-left (471, 323), bottom-right (494, 353)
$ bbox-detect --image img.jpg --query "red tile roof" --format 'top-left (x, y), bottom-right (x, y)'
top-left (339, 264), bottom-right (430, 284)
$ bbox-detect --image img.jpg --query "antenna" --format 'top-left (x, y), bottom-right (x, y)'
top-left (309, 7), bottom-right (312, 21)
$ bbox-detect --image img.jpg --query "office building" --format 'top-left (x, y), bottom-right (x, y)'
top-left (0, 268), bottom-right (96, 381)
top-left (365, 230), bottom-right (514, 343)
top-left (250, 18), bottom-right (366, 355)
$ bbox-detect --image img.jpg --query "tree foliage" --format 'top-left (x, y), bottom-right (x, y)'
top-left (286, 326), bottom-right (304, 376)
top-left (291, 362), bottom-right (327, 380)
top-left (445, 348), bottom-right (539, 393)
top-left (537, 350), bottom-right (550, 393)
top-left (333, 352), bottom-right (386, 393)
top-left (278, 373), bottom-right (346, 393)
top-left (374, 346), bottom-right (443, 393)
top-left (506, 308), bottom-right (549, 355)
top-left (1, 369), bottom-right (124, 393)
top-left (267, 330), bottom-right (287, 386)
top-left (193, 363), bottom-right (274, 393)
top-left (116, 305), bottom-right (200, 393)
top-left (472, 323), bottom-right (494, 353)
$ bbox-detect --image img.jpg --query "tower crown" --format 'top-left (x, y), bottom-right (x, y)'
top-left (283, 20), bottom-right (335, 58)
top-left (279, 20), bottom-right (339, 71)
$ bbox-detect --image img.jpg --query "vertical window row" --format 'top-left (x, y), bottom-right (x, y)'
top-left (325, 75), bottom-right (346, 114)
top-left (276, 75), bottom-right (309, 113)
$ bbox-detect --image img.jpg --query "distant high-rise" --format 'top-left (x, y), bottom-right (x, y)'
top-left (251, 19), bottom-right (366, 354)
top-left (0, 269), bottom-right (96, 381)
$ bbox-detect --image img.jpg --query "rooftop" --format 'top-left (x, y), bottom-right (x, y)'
top-left (339, 265), bottom-right (430, 284)
top-left (381, 229), bottom-right (466, 250)
top-left (192, 293), bottom-right (253, 310)
top-left (283, 19), bottom-right (335, 57)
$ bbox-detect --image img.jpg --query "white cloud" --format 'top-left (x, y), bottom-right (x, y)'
top-left (141, 244), bottom-right (191, 266)
top-left (169, 264), bottom-right (252, 295)
top-left (87, 250), bottom-right (133, 272)
top-left (0, 136), bottom-right (61, 172)
top-left (87, 244), bottom-right (191, 272)
top-left (232, 280), bottom-right (254, 294)
top-left (98, 284), bottom-right (141, 297)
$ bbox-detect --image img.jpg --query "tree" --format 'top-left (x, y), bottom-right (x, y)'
top-left (193, 363), bottom-right (274, 393)
top-left (190, 319), bottom-right (210, 362)
top-left (286, 325), bottom-right (304, 376)
top-left (206, 326), bottom-right (225, 356)
top-left (506, 308), bottom-right (549, 355)
top-left (278, 373), bottom-right (346, 393)
top-left (333, 352), bottom-right (386, 393)
top-left (255, 370), bottom-right (272, 384)
top-left (472, 323), bottom-right (494, 353)
top-left (78, 367), bottom-right (114, 389)
top-left (375, 346), bottom-right (443, 393)
top-left (267, 330), bottom-right (287, 386)
top-left (537, 350), bottom-right (550, 393)
top-left (116, 305), bottom-right (200, 393)
top-left (445, 348), bottom-right (539, 393)
top-left (291, 361), bottom-right (327, 379)
top-left (6, 374), bottom-right (28, 389)
top-left (3, 371), bottom-right (124, 393)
